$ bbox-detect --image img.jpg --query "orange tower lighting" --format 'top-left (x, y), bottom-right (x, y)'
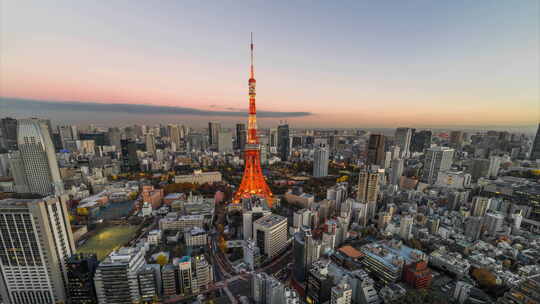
top-left (233, 33), bottom-right (274, 206)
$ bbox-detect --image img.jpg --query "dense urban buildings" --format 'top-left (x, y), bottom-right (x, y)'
top-left (0, 10), bottom-right (539, 304)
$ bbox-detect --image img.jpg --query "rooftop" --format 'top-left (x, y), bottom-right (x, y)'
top-left (338, 246), bottom-right (363, 259)
top-left (254, 214), bottom-right (287, 228)
top-left (361, 240), bottom-right (426, 271)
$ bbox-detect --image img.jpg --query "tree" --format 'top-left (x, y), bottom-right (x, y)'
top-left (472, 268), bottom-right (498, 288)
top-left (156, 254), bottom-right (168, 266)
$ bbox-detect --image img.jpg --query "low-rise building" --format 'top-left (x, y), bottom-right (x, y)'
top-left (360, 240), bottom-right (427, 284)
top-left (174, 170), bottom-right (222, 184)
top-left (429, 247), bottom-right (470, 278)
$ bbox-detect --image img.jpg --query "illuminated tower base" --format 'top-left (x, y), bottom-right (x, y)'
top-left (234, 145), bottom-right (273, 206)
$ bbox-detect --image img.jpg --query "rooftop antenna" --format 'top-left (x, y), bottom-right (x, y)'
top-left (250, 32), bottom-right (254, 78)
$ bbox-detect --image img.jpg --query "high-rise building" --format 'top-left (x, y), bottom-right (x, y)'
top-left (356, 202), bottom-right (369, 227)
top-left (352, 275), bottom-right (380, 304)
top-left (192, 255), bottom-right (213, 293)
top-left (253, 214), bottom-right (288, 259)
top-left (208, 121), bottom-right (221, 150)
top-left (485, 212), bottom-right (505, 235)
top-left (269, 128), bottom-right (278, 151)
top-left (66, 253), bottom-right (99, 304)
top-left (465, 217), bottom-right (484, 241)
top-left (468, 158), bottom-right (490, 182)
top-left (306, 261), bottom-right (334, 304)
top-left (217, 129), bottom-right (233, 153)
top-left (79, 132), bottom-right (106, 146)
top-left (233, 35), bottom-right (273, 205)
top-left (0, 195), bottom-right (76, 304)
top-left (252, 272), bottom-right (285, 304)
top-left (16, 118), bottom-right (64, 195)
top-left (367, 134), bottom-right (385, 166)
top-left (313, 144), bottom-right (329, 177)
top-left (488, 156), bottom-right (502, 178)
top-left (378, 212), bottom-right (392, 230)
top-left (178, 256), bottom-right (194, 295)
top-left (278, 124), bottom-right (290, 161)
top-left (121, 139), bottom-right (139, 173)
top-left (236, 123), bottom-right (247, 151)
top-left (448, 190), bottom-right (469, 211)
top-left (331, 279), bottom-right (352, 304)
top-left (243, 197), bottom-right (272, 241)
top-left (169, 124), bottom-right (181, 150)
top-left (0, 117), bottom-right (18, 151)
top-left (106, 127), bottom-right (122, 149)
top-left (57, 125), bottom-right (77, 149)
top-left (399, 216), bottom-right (414, 240)
top-left (422, 146), bottom-right (454, 184)
top-left (394, 127), bottom-right (413, 158)
top-left (137, 264), bottom-right (161, 302)
top-left (94, 247), bottom-right (146, 303)
top-left (9, 151), bottom-right (30, 193)
top-left (145, 133), bottom-right (156, 155)
top-left (357, 169), bottom-right (379, 220)
top-left (411, 130), bottom-right (432, 153)
top-left (472, 196), bottom-right (492, 217)
top-left (161, 264), bottom-right (179, 297)
top-left (531, 123), bottom-right (540, 161)
top-left (449, 131), bottom-right (464, 148)
top-left (390, 158), bottom-right (404, 185)
top-left (293, 226), bottom-right (321, 283)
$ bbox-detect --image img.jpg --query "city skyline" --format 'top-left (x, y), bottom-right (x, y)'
top-left (1, 1), bottom-right (539, 129)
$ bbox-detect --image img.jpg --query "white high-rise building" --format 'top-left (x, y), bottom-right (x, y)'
top-left (422, 146), bottom-right (454, 184)
top-left (472, 196), bottom-right (492, 217)
top-left (313, 144), bottom-right (329, 177)
top-left (243, 197), bottom-right (272, 240)
top-left (0, 195), bottom-right (76, 304)
top-left (94, 246), bottom-right (146, 303)
top-left (488, 156), bottom-right (502, 178)
top-left (253, 214), bottom-right (288, 259)
top-left (394, 128), bottom-right (413, 158)
top-left (16, 118), bottom-right (64, 195)
top-left (192, 255), bottom-right (213, 293)
top-left (399, 215), bottom-right (414, 240)
top-left (356, 202), bottom-right (369, 227)
top-left (485, 212), bottom-right (505, 235)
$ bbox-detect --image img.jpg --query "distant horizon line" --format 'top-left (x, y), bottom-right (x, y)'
top-left (0, 96), bottom-right (537, 132)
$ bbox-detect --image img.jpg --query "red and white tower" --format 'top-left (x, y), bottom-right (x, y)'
top-left (233, 33), bottom-right (273, 206)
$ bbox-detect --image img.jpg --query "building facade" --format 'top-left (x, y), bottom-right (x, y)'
top-left (0, 195), bottom-right (76, 304)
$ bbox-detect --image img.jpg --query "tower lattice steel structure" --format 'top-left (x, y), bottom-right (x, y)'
top-left (233, 34), bottom-right (273, 206)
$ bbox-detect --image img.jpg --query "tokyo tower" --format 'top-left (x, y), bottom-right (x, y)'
top-left (233, 33), bottom-right (274, 206)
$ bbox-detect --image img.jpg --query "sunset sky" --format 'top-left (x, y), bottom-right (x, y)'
top-left (1, 1), bottom-right (539, 128)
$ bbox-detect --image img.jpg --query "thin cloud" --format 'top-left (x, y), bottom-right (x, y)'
top-left (0, 98), bottom-right (312, 118)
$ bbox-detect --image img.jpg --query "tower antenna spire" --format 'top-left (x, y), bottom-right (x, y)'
top-left (250, 32), bottom-right (254, 78)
